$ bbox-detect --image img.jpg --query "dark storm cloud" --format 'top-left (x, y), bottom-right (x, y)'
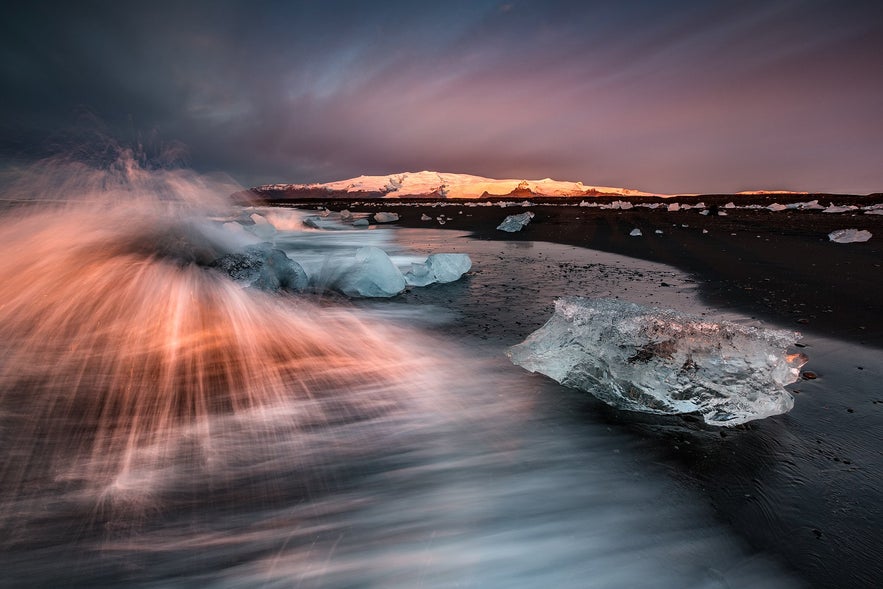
top-left (2, 0), bottom-right (882, 192)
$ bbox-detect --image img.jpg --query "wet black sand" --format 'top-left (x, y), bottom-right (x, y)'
top-left (266, 194), bottom-right (883, 349)
top-left (262, 195), bottom-right (883, 588)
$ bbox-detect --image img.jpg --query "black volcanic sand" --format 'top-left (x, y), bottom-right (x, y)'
top-left (266, 194), bottom-right (883, 588)
top-left (272, 194), bottom-right (883, 349)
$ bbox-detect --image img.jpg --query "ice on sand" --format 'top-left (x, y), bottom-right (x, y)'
top-left (210, 244), bottom-right (308, 292)
top-left (507, 298), bottom-right (806, 426)
top-left (333, 246), bottom-right (406, 298)
top-left (373, 212), bottom-right (400, 223)
top-left (247, 213), bottom-right (277, 240)
top-left (497, 211), bottom-right (535, 232)
top-left (404, 253), bottom-right (472, 287)
top-left (828, 229), bottom-right (872, 243)
top-left (629, 228), bottom-right (642, 237)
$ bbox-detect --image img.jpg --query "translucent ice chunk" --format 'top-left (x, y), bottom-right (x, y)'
top-left (373, 212), bottom-right (400, 223)
top-left (247, 213), bottom-right (277, 240)
top-left (210, 244), bottom-right (308, 292)
top-left (629, 228), bottom-right (642, 237)
top-left (828, 229), bottom-right (872, 243)
top-left (334, 246), bottom-right (406, 298)
top-left (404, 253), bottom-right (472, 286)
top-left (497, 211), bottom-right (535, 232)
top-left (507, 298), bottom-right (806, 426)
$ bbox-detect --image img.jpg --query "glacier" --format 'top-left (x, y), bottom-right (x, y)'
top-left (507, 298), bottom-right (807, 426)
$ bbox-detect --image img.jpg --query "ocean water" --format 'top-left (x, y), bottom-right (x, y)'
top-left (0, 166), bottom-right (876, 587)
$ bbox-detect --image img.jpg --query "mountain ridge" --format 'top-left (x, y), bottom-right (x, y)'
top-left (254, 170), bottom-right (666, 199)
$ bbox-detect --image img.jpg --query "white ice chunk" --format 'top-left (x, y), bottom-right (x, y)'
top-left (339, 209), bottom-right (352, 220)
top-left (667, 203), bottom-right (680, 212)
top-left (334, 246), bottom-right (406, 298)
top-left (373, 212), bottom-right (400, 223)
top-left (247, 213), bottom-right (277, 240)
top-left (823, 204), bottom-right (858, 213)
top-left (497, 211), bottom-right (535, 232)
top-left (404, 253), bottom-right (472, 286)
top-left (629, 228), bottom-right (642, 237)
top-left (723, 202), bottom-right (736, 209)
top-left (767, 203), bottom-right (787, 212)
top-left (420, 213), bottom-right (432, 221)
top-left (507, 298), bottom-right (806, 426)
top-left (352, 218), bottom-right (369, 227)
top-left (302, 215), bottom-right (342, 230)
top-left (828, 229), bottom-right (872, 243)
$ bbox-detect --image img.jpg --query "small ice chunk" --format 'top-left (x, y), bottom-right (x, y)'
top-left (303, 215), bottom-right (342, 230)
top-left (210, 245), bottom-right (308, 292)
top-left (507, 298), bottom-right (806, 426)
top-left (866, 209), bottom-right (883, 216)
top-left (420, 213), bottom-right (432, 221)
top-left (352, 218), bottom-right (369, 227)
top-left (374, 212), bottom-right (400, 223)
top-left (334, 246), bottom-right (406, 297)
top-left (629, 228), bottom-right (642, 237)
top-left (404, 253), bottom-right (472, 286)
top-left (724, 202), bottom-right (736, 209)
top-left (655, 229), bottom-right (664, 234)
top-left (497, 211), bottom-right (535, 232)
top-left (823, 204), bottom-right (857, 213)
top-left (339, 209), bottom-right (352, 220)
top-left (667, 203), bottom-right (680, 212)
top-left (767, 203), bottom-right (787, 212)
top-left (828, 229), bottom-right (872, 243)
top-left (247, 213), bottom-right (277, 240)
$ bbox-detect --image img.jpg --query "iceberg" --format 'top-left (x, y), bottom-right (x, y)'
top-left (497, 211), bottom-right (535, 232)
top-left (404, 253), bottom-right (472, 287)
top-left (373, 212), bottom-right (400, 223)
top-left (333, 246), bottom-right (406, 298)
top-left (210, 244), bottom-right (308, 292)
top-left (303, 215), bottom-right (342, 230)
top-left (246, 213), bottom-right (277, 240)
top-left (828, 229), bottom-right (872, 243)
top-left (507, 298), bottom-right (807, 426)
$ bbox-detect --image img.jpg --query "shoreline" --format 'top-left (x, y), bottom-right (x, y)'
top-left (267, 196), bottom-right (883, 348)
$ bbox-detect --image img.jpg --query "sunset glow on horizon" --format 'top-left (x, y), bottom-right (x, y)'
top-left (2, 0), bottom-right (881, 194)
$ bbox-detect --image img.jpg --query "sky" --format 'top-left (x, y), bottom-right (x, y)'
top-left (1, 0), bottom-right (882, 194)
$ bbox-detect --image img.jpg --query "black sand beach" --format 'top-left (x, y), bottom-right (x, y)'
top-left (260, 194), bottom-right (883, 589)
top-left (266, 194), bottom-right (883, 349)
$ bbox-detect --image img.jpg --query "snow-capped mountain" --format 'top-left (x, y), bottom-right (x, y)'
top-left (255, 171), bottom-right (665, 199)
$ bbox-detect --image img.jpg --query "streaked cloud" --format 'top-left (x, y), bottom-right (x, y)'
top-left (2, 0), bottom-right (881, 193)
